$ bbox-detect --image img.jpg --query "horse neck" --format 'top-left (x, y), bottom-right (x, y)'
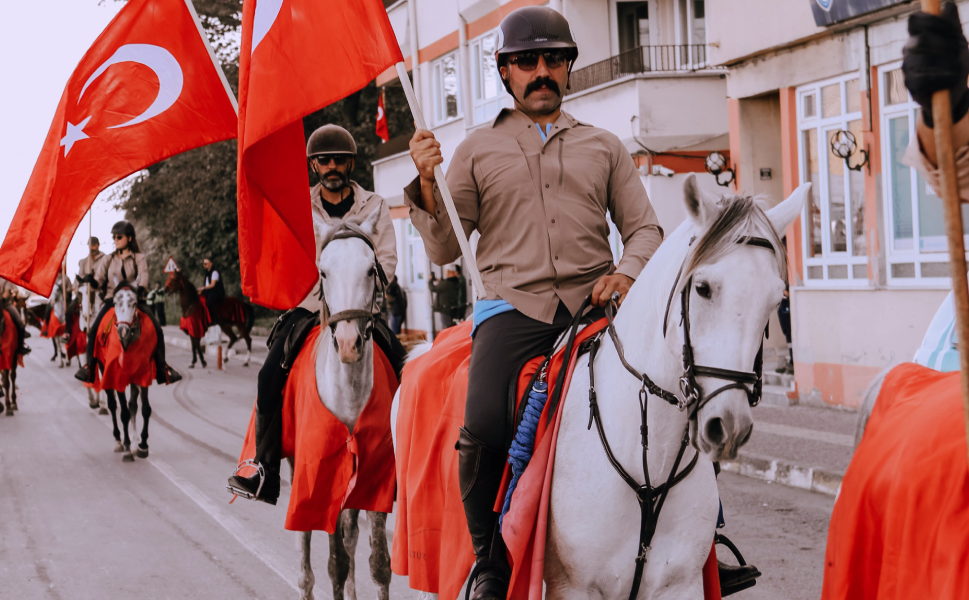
top-left (598, 225), bottom-right (696, 471)
top-left (315, 325), bottom-right (374, 433)
top-left (178, 277), bottom-right (197, 311)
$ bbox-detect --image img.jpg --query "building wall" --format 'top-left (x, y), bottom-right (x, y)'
top-left (737, 93), bottom-right (784, 202)
top-left (706, 0), bottom-right (826, 66)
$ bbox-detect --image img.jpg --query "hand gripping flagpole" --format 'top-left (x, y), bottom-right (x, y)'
top-left (395, 62), bottom-right (484, 298)
top-left (921, 0), bottom-right (969, 468)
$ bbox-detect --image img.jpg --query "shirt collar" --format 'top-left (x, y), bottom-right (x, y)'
top-left (493, 108), bottom-right (578, 137)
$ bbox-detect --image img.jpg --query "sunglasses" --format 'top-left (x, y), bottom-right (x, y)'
top-left (315, 155), bottom-right (351, 167)
top-left (507, 50), bottom-right (570, 71)
top-left (113, 234), bottom-right (126, 240)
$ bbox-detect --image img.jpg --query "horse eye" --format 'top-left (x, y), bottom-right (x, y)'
top-left (367, 267), bottom-right (376, 277)
top-left (695, 281), bottom-right (712, 299)
top-left (319, 271), bottom-right (327, 279)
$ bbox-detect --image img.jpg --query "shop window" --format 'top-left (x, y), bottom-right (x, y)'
top-left (880, 65), bottom-right (969, 283)
top-left (797, 75), bottom-right (869, 285)
top-left (432, 51), bottom-right (461, 126)
top-left (471, 30), bottom-right (505, 125)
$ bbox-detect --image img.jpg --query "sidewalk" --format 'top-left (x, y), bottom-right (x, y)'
top-left (722, 382), bottom-right (858, 496)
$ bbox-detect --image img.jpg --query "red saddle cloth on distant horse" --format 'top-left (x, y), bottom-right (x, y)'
top-left (0, 308), bottom-right (25, 371)
top-left (392, 320), bottom-right (721, 600)
top-left (821, 363), bottom-right (969, 600)
top-left (66, 310), bottom-right (85, 361)
top-left (236, 326), bottom-right (398, 533)
top-left (92, 308), bottom-right (157, 392)
top-left (43, 312), bottom-right (66, 338)
top-left (179, 297), bottom-right (211, 339)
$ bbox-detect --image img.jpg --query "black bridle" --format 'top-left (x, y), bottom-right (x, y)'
top-left (317, 225), bottom-right (388, 341)
top-left (585, 236), bottom-right (775, 600)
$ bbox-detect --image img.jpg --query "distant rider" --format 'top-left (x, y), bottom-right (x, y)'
top-left (74, 220), bottom-right (181, 384)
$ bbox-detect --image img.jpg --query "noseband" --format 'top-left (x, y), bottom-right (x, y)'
top-left (585, 235), bottom-right (775, 600)
top-left (318, 225), bottom-right (388, 339)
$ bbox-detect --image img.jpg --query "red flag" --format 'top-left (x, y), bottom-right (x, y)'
top-left (376, 89), bottom-right (390, 143)
top-left (0, 0), bottom-right (237, 296)
top-left (238, 0), bottom-right (404, 309)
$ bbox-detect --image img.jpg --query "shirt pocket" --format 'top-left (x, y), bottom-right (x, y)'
top-left (559, 137), bottom-right (610, 207)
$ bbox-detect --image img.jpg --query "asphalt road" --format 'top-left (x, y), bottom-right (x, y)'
top-left (0, 339), bottom-right (834, 600)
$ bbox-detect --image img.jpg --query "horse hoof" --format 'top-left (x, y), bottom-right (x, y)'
top-left (99, 407), bottom-right (109, 416)
top-left (135, 446), bottom-right (149, 459)
top-left (243, 362), bottom-right (250, 367)
top-left (5, 408), bottom-right (14, 417)
top-left (11, 403), bottom-right (18, 411)
top-left (122, 453), bottom-right (135, 463)
top-left (189, 363), bottom-right (196, 369)
top-left (114, 441), bottom-right (125, 453)
top-left (89, 401), bottom-right (99, 410)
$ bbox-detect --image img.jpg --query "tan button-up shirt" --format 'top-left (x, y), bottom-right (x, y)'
top-left (75, 250), bottom-right (104, 292)
top-left (95, 251), bottom-right (148, 299)
top-left (297, 181), bottom-right (398, 311)
top-left (404, 109), bottom-right (664, 323)
top-left (904, 137), bottom-right (969, 201)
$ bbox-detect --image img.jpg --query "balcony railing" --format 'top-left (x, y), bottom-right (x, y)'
top-left (566, 45), bottom-right (724, 96)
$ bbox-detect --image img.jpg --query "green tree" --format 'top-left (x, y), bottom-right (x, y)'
top-left (113, 0), bottom-right (414, 314)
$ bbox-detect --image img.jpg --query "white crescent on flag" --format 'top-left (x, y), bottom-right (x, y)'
top-left (252, 0), bottom-right (285, 55)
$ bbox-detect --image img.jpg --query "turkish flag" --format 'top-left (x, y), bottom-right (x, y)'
top-left (0, 0), bottom-right (238, 297)
top-left (376, 90), bottom-right (390, 143)
top-left (238, 0), bottom-right (404, 309)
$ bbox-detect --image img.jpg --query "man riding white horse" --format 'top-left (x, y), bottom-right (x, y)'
top-left (227, 124), bottom-right (407, 505)
top-left (74, 220), bottom-right (181, 385)
top-left (406, 7), bottom-right (760, 598)
top-left (0, 277), bottom-right (30, 356)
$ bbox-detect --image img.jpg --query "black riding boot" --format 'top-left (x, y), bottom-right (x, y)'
top-left (227, 410), bottom-right (281, 505)
top-left (458, 427), bottom-right (510, 600)
top-left (5, 305), bottom-right (31, 355)
top-left (714, 463), bottom-right (761, 596)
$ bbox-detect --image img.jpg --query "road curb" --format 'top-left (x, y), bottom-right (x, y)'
top-left (721, 451), bottom-right (843, 496)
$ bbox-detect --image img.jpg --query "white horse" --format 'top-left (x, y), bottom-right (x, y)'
top-left (294, 205), bottom-right (392, 600)
top-left (77, 279), bottom-right (105, 413)
top-left (391, 176), bottom-right (808, 600)
top-left (102, 286), bottom-right (153, 463)
top-left (544, 177), bottom-right (807, 598)
top-left (49, 279), bottom-right (69, 368)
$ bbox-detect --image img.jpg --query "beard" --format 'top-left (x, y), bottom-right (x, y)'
top-left (320, 170), bottom-right (349, 192)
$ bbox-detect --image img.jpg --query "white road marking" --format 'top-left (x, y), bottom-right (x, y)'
top-left (45, 361), bottom-right (300, 592)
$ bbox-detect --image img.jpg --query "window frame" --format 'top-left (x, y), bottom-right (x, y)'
top-left (796, 73), bottom-right (869, 287)
top-left (431, 50), bottom-right (462, 127)
top-left (878, 60), bottom-right (968, 286)
top-left (469, 28), bottom-right (506, 126)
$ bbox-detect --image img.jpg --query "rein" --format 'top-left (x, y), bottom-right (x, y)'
top-left (586, 236), bottom-right (774, 600)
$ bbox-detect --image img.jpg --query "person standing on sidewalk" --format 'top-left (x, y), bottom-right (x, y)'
top-left (384, 275), bottom-right (407, 335)
top-left (147, 282), bottom-right (167, 327)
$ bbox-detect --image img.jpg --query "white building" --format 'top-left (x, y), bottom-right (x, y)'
top-left (373, 0), bottom-right (732, 338)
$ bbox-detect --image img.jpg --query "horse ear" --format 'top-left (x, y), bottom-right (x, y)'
top-left (765, 182), bottom-right (810, 237)
top-left (357, 199), bottom-right (384, 238)
top-left (683, 174), bottom-right (718, 229)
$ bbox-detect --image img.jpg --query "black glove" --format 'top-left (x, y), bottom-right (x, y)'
top-left (903, 2), bottom-right (969, 128)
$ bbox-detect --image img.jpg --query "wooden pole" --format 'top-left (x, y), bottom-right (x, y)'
top-left (921, 0), bottom-right (969, 467)
top-left (395, 62), bottom-right (485, 298)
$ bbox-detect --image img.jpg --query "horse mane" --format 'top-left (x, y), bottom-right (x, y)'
top-left (682, 194), bottom-right (787, 286)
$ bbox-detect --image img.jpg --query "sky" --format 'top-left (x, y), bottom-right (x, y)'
top-left (0, 1), bottom-right (126, 292)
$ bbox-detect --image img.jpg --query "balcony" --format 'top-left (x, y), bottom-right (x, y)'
top-left (567, 45), bottom-right (725, 96)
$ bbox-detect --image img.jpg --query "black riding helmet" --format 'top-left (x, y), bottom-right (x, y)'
top-left (495, 6), bottom-right (579, 96)
top-left (111, 220), bottom-right (140, 253)
top-left (306, 124), bottom-right (357, 191)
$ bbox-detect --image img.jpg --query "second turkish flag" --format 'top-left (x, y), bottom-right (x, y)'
top-left (238, 0), bottom-right (404, 309)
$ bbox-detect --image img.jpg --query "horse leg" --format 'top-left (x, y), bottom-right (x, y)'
top-left (118, 390), bottom-right (133, 462)
top-left (367, 511), bottom-right (391, 600)
top-left (106, 391), bottom-right (124, 452)
top-left (198, 337), bottom-right (207, 368)
top-left (189, 338), bottom-right (197, 367)
top-left (243, 333), bottom-right (252, 367)
top-left (2, 371), bottom-right (11, 416)
top-left (328, 511), bottom-right (351, 600)
top-left (299, 531), bottom-right (316, 600)
top-left (50, 338), bottom-right (57, 361)
top-left (128, 386), bottom-right (139, 449)
top-left (342, 510), bottom-right (360, 600)
top-left (9, 366), bottom-right (17, 411)
top-left (136, 387), bottom-right (150, 458)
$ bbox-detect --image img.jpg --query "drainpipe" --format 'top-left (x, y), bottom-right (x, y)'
top-left (459, 14), bottom-right (473, 126)
top-left (408, 0), bottom-right (421, 109)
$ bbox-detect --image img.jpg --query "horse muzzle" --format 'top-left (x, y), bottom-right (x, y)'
top-left (695, 395), bottom-right (754, 462)
top-left (116, 320), bottom-right (141, 351)
top-left (333, 321), bottom-right (365, 363)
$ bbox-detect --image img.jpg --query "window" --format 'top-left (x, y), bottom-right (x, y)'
top-left (880, 64), bottom-right (969, 283)
top-left (797, 74), bottom-right (868, 284)
top-left (432, 51), bottom-right (461, 125)
top-left (470, 29), bottom-right (506, 125)
top-left (675, 0), bottom-right (707, 67)
top-left (617, 2), bottom-right (649, 53)
top-left (405, 221), bottom-right (427, 288)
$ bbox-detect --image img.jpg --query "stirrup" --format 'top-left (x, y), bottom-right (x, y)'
top-left (226, 459), bottom-right (266, 500)
top-left (715, 533), bottom-right (748, 566)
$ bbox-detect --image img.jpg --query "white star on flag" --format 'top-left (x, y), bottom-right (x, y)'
top-left (60, 116), bottom-right (92, 156)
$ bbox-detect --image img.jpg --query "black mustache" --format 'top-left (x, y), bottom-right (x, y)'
top-left (323, 170), bottom-right (345, 179)
top-left (524, 77), bottom-right (560, 98)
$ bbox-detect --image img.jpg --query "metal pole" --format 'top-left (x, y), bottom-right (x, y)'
top-left (395, 62), bottom-right (484, 298)
top-left (921, 0), bottom-right (969, 468)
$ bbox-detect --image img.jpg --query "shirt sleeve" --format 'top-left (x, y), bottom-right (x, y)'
top-left (374, 197), bottom-right (398, 280)
top-left (402, 149), bottom-right (479, 266)
top-left (605, 136), bottom-right (665, 280)
top-left (135, 254), bottom-right (149, 289)
top-left (903, 136), bottom-right (969, 202)
top-left (211, 270), bottom-right (220, 282)
top-left (94, 255), bottom-right (108, 289)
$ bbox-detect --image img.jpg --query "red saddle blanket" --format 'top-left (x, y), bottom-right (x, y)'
top-left (66, 312), bottom-right (85, 361)
top-left (236, 326), bottom-right (398, 533)
top-left (0, 309), bottom-right (24, 371)
top-left (43, 312), bottom-right (66, 338)
top-left (179, 298), bottom-right (211, 339)
top-left (821, 363), bottom-right (969, 600)
top-left (392, 320), bottom-right (720, 600)
top-left (93, 308), bottom-right (156, 392)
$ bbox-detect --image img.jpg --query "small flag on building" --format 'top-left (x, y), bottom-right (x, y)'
top-left (376, 89), bottom-right (390, 143)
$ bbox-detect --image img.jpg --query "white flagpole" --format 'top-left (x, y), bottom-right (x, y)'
top-left (183, 0), bottom-right (239, 114)
top-left (395, 62), bottom-right (484, 298)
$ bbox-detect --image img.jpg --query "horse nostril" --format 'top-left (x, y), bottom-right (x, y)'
top-left (705, 418), bottom-right (726, 447)
top-left (738, 423), bottom-right (753, 447)
top-left (355, 334), bottom-right (363, 350)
